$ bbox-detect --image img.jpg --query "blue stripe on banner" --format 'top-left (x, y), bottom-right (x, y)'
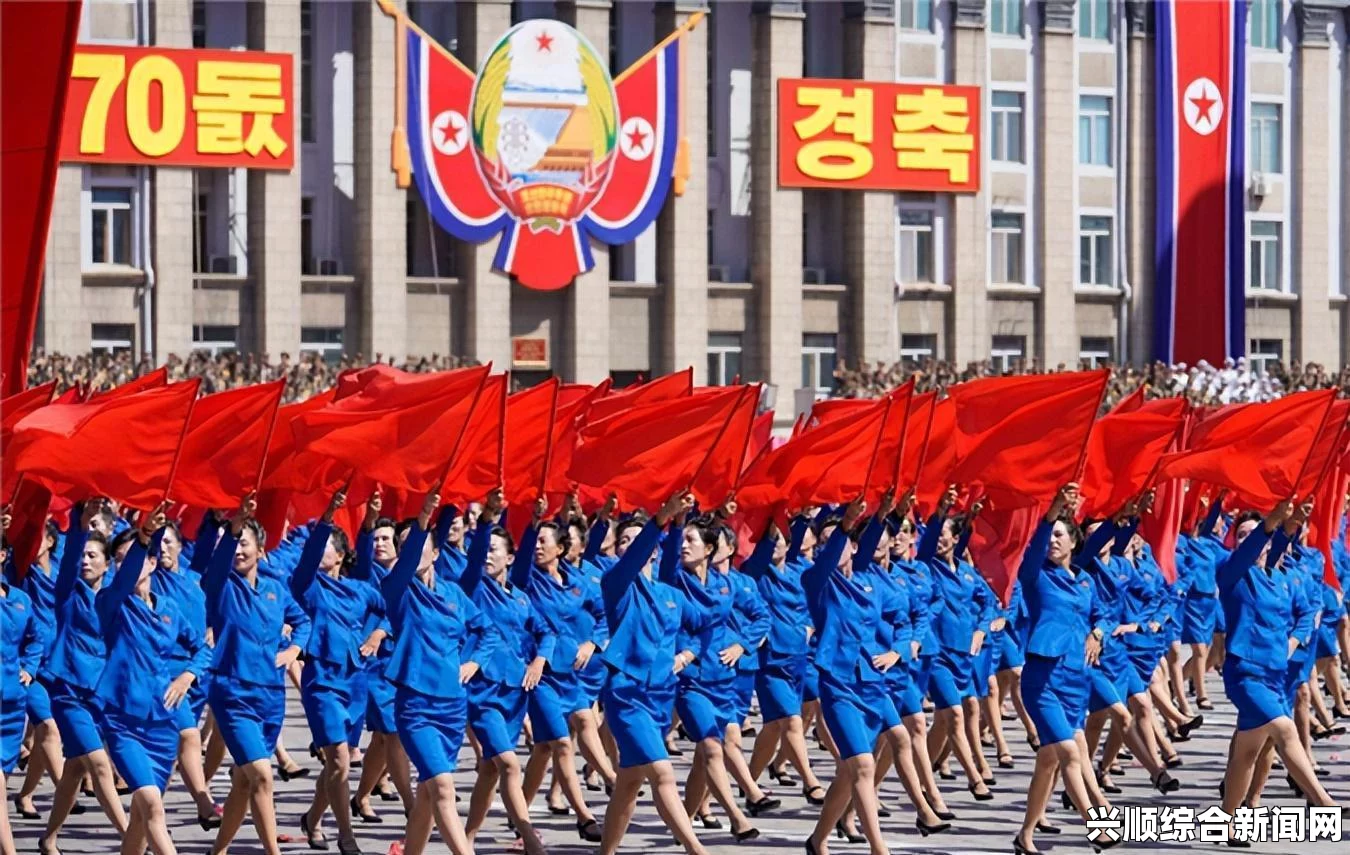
top-left (1153, 0), bottom-right (1176, 364)
top-left (1226, 0), bottom-right (1248, 359)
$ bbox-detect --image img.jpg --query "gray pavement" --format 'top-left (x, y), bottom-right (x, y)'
top-left (9, 690), bottom-right (1348, 855)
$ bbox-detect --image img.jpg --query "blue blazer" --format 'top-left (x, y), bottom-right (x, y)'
top-left (44, 527), bottom-right (106, 692)
top-left (1019, 520), bottom-right (1109, 667)
top-left (917, 514), bottom-right (995, 654)
top-left (1218, 527), bottom-right (1298, 671)
top-left (511, 527), bottom-right (609, 678)
top-left (740, 532), bottom-right (813, 668)
top-left (458, 519), bottom-right (556, 688)
top-left (1, 581), bottom-right (43, 707)
top-left (290, 522), bottom-right (388, 681)
top-left (802, 522), bottom-right (884, 682)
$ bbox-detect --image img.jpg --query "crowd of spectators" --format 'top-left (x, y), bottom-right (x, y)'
top-left (23, 348), bottom-right (1349, 412)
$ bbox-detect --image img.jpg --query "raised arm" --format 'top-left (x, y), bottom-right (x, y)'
top-left (739, 522), bottom-right (778, 580)
top-left (855, 515), bottom-right (886, 572)
top-left (917, 513), bottom-right (943, 563)
top-left (600, 520), bottom-right (663, 621)
top-left (96, 530), bottom-right (155, 627)
top-left (189, 511), bottom-right (220, 575)
top-left (786, 514), bottom-right (809, 564)
top-left (290, 490), bottom-right (344, 604)
top-left (457, 516), bottom-right (494, 597)
top-left (1217, 504), bottom-right (1290, 595)
top-left (54, 504), bottom-right (89, 609)
top-left (1081, 519), bottom-right (1119, 561)
top-left (659, 524), bottom-right (684, 587)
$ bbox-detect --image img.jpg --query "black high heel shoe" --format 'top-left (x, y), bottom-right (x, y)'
top-left (834, 821), bottom-right (865, 843)
top-left (1152, 770), bottom-right (1180, 794)
top-left (577, 819), bottom-right (602, 842)
top-left (11, 795), bottom-right (39, 820)
top-left (1096, 769), bottom-right (1122, 795)
top-left (336, 841), bottom-right (364, 855)
top-left (548, 802), bottom-right (571, 815)
top-left (277, 764), bottom-right (311, 782)
top-left (1012, 832), bottom-right (1040, 855)
top-left (916, 819), bottom-right (951, 837)
top-left (771, 766), bottom-right (796, 787)
top-left (969, 783), bottom-right (994, 801)
top-left (300, 813), bottom-right (329, 851)
top-left (746, 795), bottom-right (781, 817)
top-left (734, 824), bottom-right (761, 842)
top-left (197, 810), bottom-right (222, 831)
top-left (350, 796), bottom-right (382, 824)
top-left (1036, 822), bottom-right (1061, 834)
top-left (802, 784), bottom-right (827, 806)
top-left (696, 812), bottom-right (722, 829)
top-left (1060, 791), bottom-right (1074, 811)
top-left (923, 792), bottom-right (956, 821)
top-left (1092, 836), bottom-right (1122, 852)
top-left (1175, 714), bottom-right (1204, 740)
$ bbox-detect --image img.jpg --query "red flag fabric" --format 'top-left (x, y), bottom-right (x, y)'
top-left (54, 386), bottom-right (83, 405)
top-left (260, 390), bottom-right (339, 493)
top-left (1109, 385), bottom-right (1148, 415)
top-left (968, 502), bottom-right (1043, 606)
top-left (292, 365), bottom-right (490, 492)
top-left (171, 381), bottom-right (286, 509)
top-left (914, 397), bottom-right (957, 516)
top-left (687, 386), bottom-right (759, 509)
top-left (8, 379), bottom-right (200, 508)
top-left (442, 374), bottom-right (508, 505)
top-left (1140, 476), bottom-right (1186, 583)
top-left (740, 410), bottom-right (776, 476)
top-left (1156, 389), bottom-right (1337, 511)
top-left (568, 386), bottom-right (755, 513)
top-left (1294, 400), bottom-right (1350, 499)
top-left (585, 367), bottom-right (692, 424)
top-left (1079, 397), bottom-right (1187, 518)
top-left (899, 392), bottom-right (937, 496)
top-left (2, 381), bottom-right (56, 501)
top-left (946, 371), bottom-right (1108, 508)
top-left (502, 379), bottom-right (561, 506)
top-left (803, 397), bottom-right (873, 432)
top-left (91, 366), bottom-right (168, 400)
top-left (1, 0), bottom-right (82, 396)
top-left (1309, 469), bottom-right (1348, 592)
top-left (547, 381), bottom-right (614, 510)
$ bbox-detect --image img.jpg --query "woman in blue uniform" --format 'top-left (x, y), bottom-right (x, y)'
top-left (1, 538), bottom-right (46, 855)
top-left (381, 487), bottom-right (496, 855)
top-left (595, 493), bottom-right (713, 855)
top-left (458, 492), bottom-right (556, 855)
top-left (9, 520), bottom-right (63, 822)
top-left (96, 512), bottom-right (210, 855)
top-left (291, 489), bottom-right (389, 855)
top-left (37, 505), bottom-right (130, 854)
top-left (204, 497), bottom-right (312, 855)
top-left (1013, 484), bottom-right (1119, 855)
top-left (1180, 497), bottom-right (1226, 711)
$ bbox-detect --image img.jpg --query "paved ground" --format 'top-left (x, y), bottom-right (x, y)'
top-left (9, 690), bottom-right (1349, 855)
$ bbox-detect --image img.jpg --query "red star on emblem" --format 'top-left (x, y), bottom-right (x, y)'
top-left (536, 31), bottom-right (554, 52)
top-left (1189, 91), bottom-right (1218, 125)
top-left (444, 114), bottom-right (463, 146)
top-left (625, 125), bottom-right (648, 151)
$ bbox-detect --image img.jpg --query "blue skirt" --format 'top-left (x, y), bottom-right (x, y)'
top-left (1021, 654), bottom-right (1088, 746)
top-left (972, 645), bottom-right (995, 698)
top-left (26, 678), bottom-right (52, 723)
top-left (301, 668), bottom-right (357, 749)
top-left (909, 653), bottom-right (935, 699)
top-left (209, 676), bottom-right (285, 766)
top-left (602, 669), bottom-right (675, 769)
top-left (468, 679), bottom-right (528, 759)
top-left (756, 658), bottom-right (807, 724)
top-left (733, 670), bottom-right (756, 721)
top-left (169, 676), bottom-right (209, 733)
top-left (395, 685), bottom-right (468, 779)
top-left (675, 675), bottom-right (736, 742)
top-left (49, 679), bottom-right (106, 758)
top-left (887, 664), bottom-right (925, 719)
top-left (1222, 655), bottom-right (1289, 731)
top-left (529, 669), bottom-right (585, 745)
top-left (365, 670), bottom-right (397, 735)
top-left (818, 669), bottom-right (887, 760)
top-left (1181, 593), bottom-right (1218, 644)
top-left (929, 648), bottom-right (974, 710)
top-left (0, 690), bottom-right (25, 775)
top-left (995, 631), bottom-right (1025, 672)
top-left (345, 668), bottom-right (371, 745)
top-left (103, 710), bottom-right (179, 792)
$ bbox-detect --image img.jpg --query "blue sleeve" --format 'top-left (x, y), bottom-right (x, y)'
top-left (855, 517), bottom-right (885, 572)
top-left (1291, 579), bottom-right (1317, 649)
top-left (283, 588), bottom-right (312, 650)
top-left (435, 506), bottom-right (458, 550)
top-left (917, 513), bottom-right (943, 563)
top-left (740, 528), bottom-right (777, 580)
top-left (203, 530), bottom-right (238, 611)
top-left (1111, 518), bottom-right (1141, 557)
top-left (179, 609), bottom-right (213, 680)
top-left (511, 525), bottom-right (539, 591)
top-left (599, 521), bottom-right (662, 623)
top-left (457, 518), bottom-right (494, 597)
top-left (1081, 520), bottom-right (1118, 562)
top-left (1200, 501), bottom-right (1223, 538)
top-left (289, 522), bottom-right (331, 606)
top-left (54, 519), bottom-right (88, 608)
top-left (787, 516), bottom-right (809, 564)
top-left (1017, 520), bottom-right (1054, 597)
top-left (1217, 528), bottom-right (1271, 596)
top-left (353, 530), bottom-right (374, 582)
top-left (583, 519), bottom-right (607, 564)
top-left (954, 523), bottom-right (973, 561)
top-left (972, 571), bottom-right (996, 630)
top-left (1270, 528), bottom-right (1293, 566)
top-left (190, 513), bottom-right (219, 575)
top-left (734, 577), bottom-right (770, 651)
top-left (659, 525), bottom-right (683, 586)
top-left (381, 526), bottom-right (427, 614)
top-left (530, 605), bottom-right (557, 665)
top-left (96, 536), bottom-right (152, 628)
top-left (801, 527), bottom-right (849, 615)
top-left (1089, 583), bottom-right (1113, 638)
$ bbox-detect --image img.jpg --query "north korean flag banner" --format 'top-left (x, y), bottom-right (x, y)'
top-left (1155, 0), bottom-right (1247, 365)
top-left (387, 5), bottom-right (698, 290)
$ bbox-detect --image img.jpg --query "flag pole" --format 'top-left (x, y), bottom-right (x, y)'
top-left (859, 398), bottom-right (894, 504)
top-left (891, 379), bottom-right (917, 490)
top-left (1071, 370), bottom-right (1111, 484)
top-left (537, 378), bottom-right (561, 502)
top-left (1290, 391), bottom-right (1340, 499)
top-left (907, 393), bottom-right (939, 494)
top-left (685, 386), bottom-right (754, 503)
top-left (251, 380), bottom-right (287, 497)
top-left (161, 379), bottom-right (203, 506)
top-left (438, 366), bottom-right (493, 491)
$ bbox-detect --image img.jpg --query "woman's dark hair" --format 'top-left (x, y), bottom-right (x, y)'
top-left (1054, 513), bottom-right (1084, 548)
top-left (684, 520), bottom-right (720, 554)
top-left (239, 519), bottom-right (267, 550)
top-left (537, 520), bottom-right (571, 554)
top-left (617, 517), bottom-right (647, 540)
top-left (490, 525), bottom-right (515, 555)
top-left (1235, 510), bottom-right (1263, 528)
top-left (395, 519), bottom-right (419, 541)
top-left (109, 528), bottom-right (137, 557)
top-left (84, 531), bottom-right (111, 561)
top-left (43, 520), bottom-right (60, 544)
top-left (813, 514), bottom-right (844, 538)
top-left (947, 514), bottom-right (970, 537)
top-left (372, 516), bottom-right (397, 532)
top-left (327, 527), bottom-right (354, 571)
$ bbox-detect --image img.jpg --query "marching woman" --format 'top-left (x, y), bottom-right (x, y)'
top-left (1013, 484), bottom-right (1118, 855)
top-left (660, 510), bottom-right (771, 841)
top-left (2, 534), bottom-right (46, 855)
top-left (595, 494), bottom-right (713, 855)
top-left (291, 488), bottom-right (389, 855)
top-left (916, 488), bottom-right (996, 801)
top-left (94, 512), bottom-right (211, 855)
top-left (1179, 497), bottom-right (1226, 711)
top-left (457, 491), bottom-right (556, 855)
top-left (204, 497), bottom-right (312, 855)
top-left (9, 521), bottom-right (63, 822)
top-left (513, 504), bottom-right (613, 839)
top-left (381, 486), bottom-right (497, 855)
top-left (37, 505), bottom-right (129, 855)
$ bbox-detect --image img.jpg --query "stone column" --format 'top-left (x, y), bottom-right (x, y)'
top-left (247, 0), bottom-right (303, 359)
top-left (354, 0), bottom-right (407, 362)
top-left (750, 1), bottom-right (804, 423)
top-left (1292, 2), bottom-right (1337, 366)
top-left (1036, 1), bottom-right (1077, 367)
top-left (151, 0), bottom-right (195, 361)
top-left (1125, 0), bottom-right (1155, 362)
top-left (558, 0), bottom-right (613, 382)
top-left (656, 1), bottom-right (710, 382)
top-left (949, 0), bottom-right (989, 365)
top-left (455, 0), bottom-right (513, 369)
top-left (42, 166), bottom-right (86, 353)
top-left (842, 1), bottom-right (897, 366)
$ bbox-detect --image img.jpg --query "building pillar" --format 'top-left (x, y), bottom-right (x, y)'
top-left (42, 166), bottom-right (86, 354)
top-left (247, 0), bottom-right (303, 359)
top-left (842, 1), bottom-right (897, 367)
top-left (1293, 3), bottom-right (1337, 365)
top-left (558, 0), bottom-right (613, 383)
top-left (949, 0), bottom-right (989, 365)
top-left (354, 0), bottom-right (407, 362)
top-left (1037, 1), bottom-right (1077, 368)
top-left (750, 1), bottom-right (804, 423)
top-left (656, 2), bottom-right (709, 382)
top-left (456, 0), bottom-right (513, 369)
top-left (1125, 0), bottom-right (1154, 362)
top-left (152, 0), bottom-right (194, 360)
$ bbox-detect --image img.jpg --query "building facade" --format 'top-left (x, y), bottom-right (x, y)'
top-left (40, 0), bottom-right (1350, 423)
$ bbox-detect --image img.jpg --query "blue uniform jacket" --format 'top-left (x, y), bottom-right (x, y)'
top-left (726, 568), bottom-right (769, 674)
top-left (659, 525), bottom-right (763, 684)
top-left (1, 582), bottom-right (43, 707)
top-left (510, 529), bottom-right (609, 678)
top-left (740, 532), bottom-right (813, 668)
top-left (205, 530), bottom-right (312, 689)
top-left (44, 527), bottom-right (107, 691)
top-left (290, 522), bottom-right (388, 681)
top-left (917, 514), bottom-right (995, 654)
top-left (1218, 527), bottom-right (1300, 671)
top-left (896, 556), bottom-right (940, 655)
top-left (1019, 520), bottom-right (1110, 666)
top-left (458, 519), bottom-right (556, 687)
top-left (802, 521), bottom-right (885, 682)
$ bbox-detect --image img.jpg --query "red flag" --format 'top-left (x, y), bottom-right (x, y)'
top-left (914, 397), bottom-right (957, 516)
top-left (968, 502), bottom-right (1043, 605)
top-left (8, 379), bottom-right (200, 508)
top-left (260, 390), bottom-right (339, 493)
top-left (585, 367), bottom-right (692, 424)
top-left (292, 365), bottom-right (490, 492)
top-left (688, 386), bottom-right (759, 509)
top-left (503, 378), bottom-right (562, 506)
top-left (546, 380), bottom-right (613, 509)
top-left (1079, 397), bottom-right (1187, 518)
top-left (946, 371), bottom-right (1109, 508)
top-left (1294, 400), bottom-right (1350, 499)
top-left (1156, 389), bottom-right (1337, 511)
top-left (90, 366), bottom-right (168, 400)
top-left (54, 385), bottom-right (83, 405)
top-left (1309, 469), bottom-right (1348, 592)
top-left (740, 410), bottom-right (776, 476)
top-left (441, 374), bottom-right (508, 505)
top-left (2, 381), bottom-right (56, 501)
top-left (899, 392), bottom-right (937, 496)
top-left (1109, 385), bottom-right (1148, 415)
top-left (1140, 476), bottom-right (1186, 583)
top-left (568, 386), bottom-right (755, 513)
top-left (171, 381), bottom-right (286, 509)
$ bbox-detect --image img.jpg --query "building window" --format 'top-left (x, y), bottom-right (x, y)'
top-left (1249, 220), bottom-right (1282, 290)
top-left (1079, 0), bottom-right (1111, 40)
top-left (801, 333), bottom-right (838, 394)
top-left (1250, 0), bottom-right (1281, 50)
top-left (900, 333), bottom-right (937, 366)
top-left (194, 191), bottom-right (209, 273)
top-left (706, 333), bottom-right (743, 387)
top-left (1079, 215), bottom-right (1114, 286)
top-left (991, 0), bottom-right (1024, 36)
top-left (991, 212), bottom-right (1024, 284)
top-left (300, 0), bottom-right (314, 143)
top-left (1249, 338), bottom-right (1283, 373)
top-left (1078, 95), bottom-right (1113, 166)
top-left (897, 209), bottom-right (935, 284)
top-left (192, 325), bottom-right (238, 355)
top-left (990, 91), bottom-right (1024, 164)
top-left (300, 196), bottom-right (314, 274)
top-left (301, 327), bottom-right (344, 363)
top-left (1250, 103), bottom-right (1282, 175)
top-left (91, 323), bottom-right (135, 354)
top-left (899, 0), bottom-right (933, 31)
top-left (192, 0), bottom-right (206, 48)
top-left (1079, 336), bottom-right (1115, 368)
top-left (991, 335), bottom-right (1025, 373)
top-left (88, 186), bottom-right (134, 266)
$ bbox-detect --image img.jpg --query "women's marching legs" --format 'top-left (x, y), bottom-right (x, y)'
top-left (465, 752), bottom-right (546, 855)
top-left (600, 763), bottom-right (709, 855)
top-left (40, 751), bottom-right (128, 851)
top-left (122, 787), bottom-right (175, 855)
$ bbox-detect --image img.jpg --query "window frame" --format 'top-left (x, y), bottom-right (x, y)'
top-left (84, 178), bottom-right (138, 270)
top-left (1247, 218), bottom-right (1284, 292)
top-left (900, 333), bottom-right (937, 366)
top-left (1248, 338), bottom-right (1283, 373)
top-left (989, 89), bottom-right (1026, 166)
top-left (898, 0), bottom-right (934, 33)
top-left (1078, 0), bottom-right (1112, 42)
top-left (1249, 0), bottom-right (1283, 51)
top-left (800, 333), bottom-right (838, 395)
top-left (1079, 336), bottom-right (1115, 368)
top-left (1078, 93), bottom-right (1114, 169)
top-left (990, 335), bottom-right (1026, 373)
top-left (990, 211), bottom-right (1026, 285)
top-left (1078, 213), bottom-right (1114, 287)
top-left (896, 206), bottom-right (937, 285)
top-left (300, 0), bottom-right (315, 144)
top-left (300, 326), bottom-right (345, 363)
top-left (706, 332), bottom-right (744, 387)
top-left (192, 325), bottom-right (239, 356)
top-left (91, 322), bottom-right (136, 354)
top-left (990, 0), bottom-right (1025, 39)
top-left (1249, 101), bottom-right (1283, 176)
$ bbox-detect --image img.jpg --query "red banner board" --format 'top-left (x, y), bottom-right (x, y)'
top-left (777, 78), bottom-right (981, 193)
top-left (60, 44), bottom-right (294, 171)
